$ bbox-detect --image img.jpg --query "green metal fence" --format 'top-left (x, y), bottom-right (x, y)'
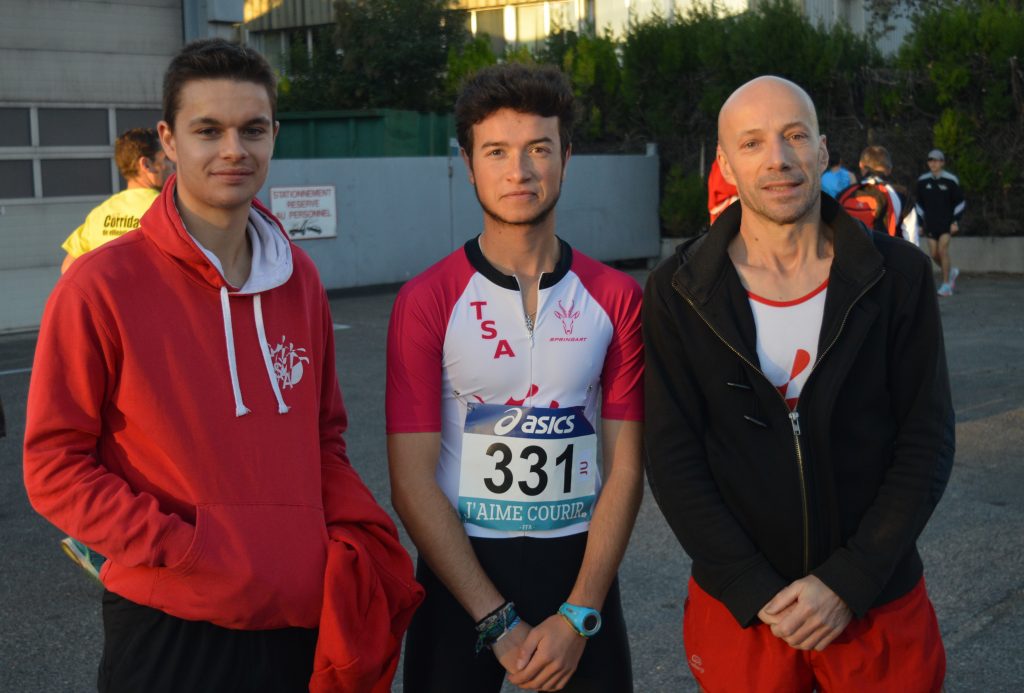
top-left (274, 109), bottom-right (455, 159)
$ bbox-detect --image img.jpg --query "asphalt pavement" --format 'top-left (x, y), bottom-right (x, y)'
top-left (1, 272), bottom-right (1021, 692)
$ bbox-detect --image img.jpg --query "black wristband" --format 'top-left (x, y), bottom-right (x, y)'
top-left (474, 600), bottom-right (513, 628)
top-left (474, 601), bottom-right (519, 654)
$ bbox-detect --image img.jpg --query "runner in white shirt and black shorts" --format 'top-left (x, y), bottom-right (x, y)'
top-left (386, 64), bottom-right (644, 693)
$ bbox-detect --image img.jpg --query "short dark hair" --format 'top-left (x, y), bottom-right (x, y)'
top-left (162, 38), bottom-right (276, 129)
top-left (827, 150), bottom-right (842, 168)
top-left (114, 128), bottom-right (161, 179)
top-left (859, 145), bottom-right (892, 176)
top-left (455, 63), bottom-right (575, 160)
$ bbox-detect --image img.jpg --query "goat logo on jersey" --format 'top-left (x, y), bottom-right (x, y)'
top-left (554, 300), bottom-right (581, 335)
top-left (270, 336), bottom-right (309, 389)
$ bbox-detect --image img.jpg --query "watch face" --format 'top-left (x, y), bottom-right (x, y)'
top-left (582, 613), bottom-right (599, 632)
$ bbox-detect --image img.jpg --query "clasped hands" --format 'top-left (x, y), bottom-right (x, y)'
top-left (492, 615), bottom-right (586, 691)
top-left (757, 575), bottom-right (852, 652)
top-left (485, 575), bottom-right (852, 689)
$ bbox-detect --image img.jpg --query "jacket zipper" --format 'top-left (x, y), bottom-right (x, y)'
top-left (791, 270), bottom-right (883, 570)
top-left (786, 410), bottom-right (809, 572)
top-left (673, 268), bottom-right (883, 574)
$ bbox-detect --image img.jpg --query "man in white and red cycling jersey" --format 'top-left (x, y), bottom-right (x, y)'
top-left (386, 63), bottom-right (644, 692)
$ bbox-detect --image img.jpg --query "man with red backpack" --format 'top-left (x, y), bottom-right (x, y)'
top-left (837, 146), bottom-right (907, 238)
top-left (708, 158), bottom-right (740, 224)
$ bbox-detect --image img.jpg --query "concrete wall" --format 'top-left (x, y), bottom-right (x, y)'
top-left (0, 0), bottom-right (248, 333)
top-left (952, 237), bottom-right (1024, 275)
top-left (0, 152), bottom-right (659, 332)
top-left (260, 152), bottom-right (662, 290)
top-left (0, 199), bottom-right (97, 332)
top-left (0, 0), bottom-right (182, 106)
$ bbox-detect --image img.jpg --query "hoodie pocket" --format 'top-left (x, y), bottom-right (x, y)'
top-left (150, 502), bottom-right (328, 629)
top-left (164, 513), bottom-right (206, 576)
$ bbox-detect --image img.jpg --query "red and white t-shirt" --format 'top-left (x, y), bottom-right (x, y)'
top-left (748, 280), bottom-right (828, 410)
top-left (386, 238), bottom-right (643, 538)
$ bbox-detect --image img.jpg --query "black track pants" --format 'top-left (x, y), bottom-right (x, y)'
top-left (98, 590), bottom-right (317, 693)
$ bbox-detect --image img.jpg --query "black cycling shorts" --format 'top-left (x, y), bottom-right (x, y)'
top-left (402, 532), bottom-right (633, 693)
top-left (923, 220), bottom-right (954, 240)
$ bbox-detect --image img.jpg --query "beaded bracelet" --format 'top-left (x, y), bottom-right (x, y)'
top-left (474, 601), bottom-right (519, 654)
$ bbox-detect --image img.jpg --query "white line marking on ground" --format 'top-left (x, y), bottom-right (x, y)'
top-left (333, 323), bottom-right (351, 331)
top-left (0, 367), bottom-right (32, 377)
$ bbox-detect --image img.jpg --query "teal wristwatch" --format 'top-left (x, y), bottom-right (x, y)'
top-left (558, 602), bottom-right (602, 638)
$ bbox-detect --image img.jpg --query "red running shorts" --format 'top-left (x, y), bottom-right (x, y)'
top-left (683, 577), bottom-right (945, 692)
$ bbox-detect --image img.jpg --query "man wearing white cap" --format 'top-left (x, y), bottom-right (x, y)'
top-left (916, 149), bottom-right (965, 296)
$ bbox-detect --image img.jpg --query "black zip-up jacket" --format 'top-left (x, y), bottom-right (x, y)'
top-left (643, 195), bottom-right (954, 627)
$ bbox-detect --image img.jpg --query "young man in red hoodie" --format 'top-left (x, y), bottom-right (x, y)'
top-left (24, 38), bottom-right (420, 693)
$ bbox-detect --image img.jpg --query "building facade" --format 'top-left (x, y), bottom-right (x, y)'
top-left (457, 0), bottom-right (747, 50)
top-left (242, 0), bottom-right (335, 74)
top-left (456, 0), bottom-right (909, 54)
top-left (239, 1), bottom-right (911, 83)
top-left (0, 0), bottom-right (242, 332)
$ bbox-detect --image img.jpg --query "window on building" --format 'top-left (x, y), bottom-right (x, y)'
top-left (0, 160), bottom-right (34, 198)
top-left (41, 159), bottom-right (112, 197)
top-left (38, 108), bottom-right (109, 147)
top-left (250, 30), bottom-right (288, 74)
top-left (516, 4), bottom-right (546, 49)
top-left (116, 109), bottom-right (163, 133)
top-left (0, 108), bottom-right (31, 147)
top-left (549, 1), bottom-right (575, 33)
top-left (0, 106), bottom-right (146, 200)
top-left (475, 8), bottom-right (507, 55)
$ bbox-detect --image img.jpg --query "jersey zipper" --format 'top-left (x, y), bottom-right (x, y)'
top-left (514, 274), bottom-right (543, 407)
top-left (672, 268), bottom-right (883, 574)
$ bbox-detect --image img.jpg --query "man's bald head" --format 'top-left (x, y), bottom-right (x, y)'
top-left (715, 75), bottom-right (828, 228)
top-left (718, 76), bottom-right (820, 145)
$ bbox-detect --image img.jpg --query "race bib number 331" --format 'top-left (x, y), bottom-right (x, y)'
top-left (458, 404), bottom-right (597, 532)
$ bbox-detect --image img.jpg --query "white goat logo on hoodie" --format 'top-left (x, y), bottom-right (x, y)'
top-left (270, 336), bottom-right (310, 390)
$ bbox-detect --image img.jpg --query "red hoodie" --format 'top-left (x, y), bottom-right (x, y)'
top-left (24, 177), bottom-right (421, 687)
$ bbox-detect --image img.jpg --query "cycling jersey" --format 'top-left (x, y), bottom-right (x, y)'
top-left (386, 237), bottom-right (643, 539)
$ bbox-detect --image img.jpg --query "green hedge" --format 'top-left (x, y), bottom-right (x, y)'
top-left (545, 1), bottom-right (1021, 236)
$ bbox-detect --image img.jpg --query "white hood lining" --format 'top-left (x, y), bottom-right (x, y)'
top-left (191, 208), bottom-right (293, 295)
top-left (186, 209), bottom-right (295, 418)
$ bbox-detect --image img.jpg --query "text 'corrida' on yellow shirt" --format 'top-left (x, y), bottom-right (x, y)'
top-left (62, 187), bottom-right (160, 258)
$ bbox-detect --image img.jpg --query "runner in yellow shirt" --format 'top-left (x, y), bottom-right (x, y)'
top-left (61, 128), bottom-right (173, 273)
top-left (58, 127), bottom-right (173, 578)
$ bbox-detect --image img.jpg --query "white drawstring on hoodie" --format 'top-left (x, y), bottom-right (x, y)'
top-left (219, 286), bottom-right (251, 417)
top-left (186, 207), bottom-right (295, 418)
top-left (218, 288), bottom-right (290, 417)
